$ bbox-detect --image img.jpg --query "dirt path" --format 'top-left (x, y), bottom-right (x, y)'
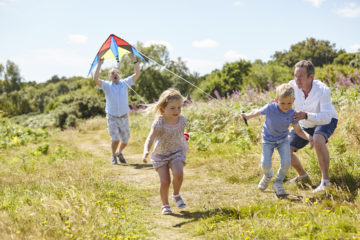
top-left (62, 127), bottom-right (297, 239)
top-left (62, 129), bottom-right (209, 239)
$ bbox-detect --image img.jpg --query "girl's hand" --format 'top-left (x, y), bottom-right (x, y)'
top-left (143, 152), bottom-right (149, 163)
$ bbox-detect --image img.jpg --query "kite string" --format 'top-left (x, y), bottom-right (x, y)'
top-left (117, 62), bottom-right (149, 105)
top-left (138, 51), bottom-right (218, 102)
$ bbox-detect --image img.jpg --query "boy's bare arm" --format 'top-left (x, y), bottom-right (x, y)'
top-left (241, 110), bottom-right (261, 121)
top-left (293, 124), bottom-right (313, 149)
top-left (293, 124), bottom-right (309, 140)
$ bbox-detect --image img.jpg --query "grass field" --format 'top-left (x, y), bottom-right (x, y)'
top-left (1, 87), bottom-right (360, 239)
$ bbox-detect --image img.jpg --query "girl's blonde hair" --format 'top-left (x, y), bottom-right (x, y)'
top-left (146, 88), bottom-right (186, 115)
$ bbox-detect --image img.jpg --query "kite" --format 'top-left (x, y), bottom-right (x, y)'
top-left (88, 34), bottom-right (146, 75)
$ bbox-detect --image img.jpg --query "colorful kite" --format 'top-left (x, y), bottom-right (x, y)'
top-left (88, 34), bottom-right (146, 75)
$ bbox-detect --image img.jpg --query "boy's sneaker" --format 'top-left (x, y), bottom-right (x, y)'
top-left (111, 156), bottom-right (118, 165)
top-left (258, 176), bottom-right (272, 191)
top-left (272, 182), bottom-right (287, 196)
top-left (117, 153), bottom-right (127, 164)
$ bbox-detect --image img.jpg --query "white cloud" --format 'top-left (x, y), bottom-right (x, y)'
top-left (183, 58), bottom-right (223, 75)
top-left (192, 39), bottom-right (219, 48)
top-left (224, 50), bottom-right (248, 61)
top-left (0, 0), bottom-right (15, 7)
top-left (144, 40), bottom-right (173, 51)
top-left (337, 2), bottom-right (360, 18)
top-left (233, 1), bottom-right (243, 7)
top-left (350, 43), bottom-right (360, 52)
top-left (304, 0), bottom-right (325, 7)
top-left (68, 34), bottom-right (88, 44)
top-left (13, 48), bottom-right (90, 82)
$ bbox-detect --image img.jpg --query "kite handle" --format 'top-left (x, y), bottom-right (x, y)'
top-left (242, 111), bottom-right (248, 126)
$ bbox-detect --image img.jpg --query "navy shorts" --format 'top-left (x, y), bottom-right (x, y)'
top-left (289, 118), bottom-right (338, 152)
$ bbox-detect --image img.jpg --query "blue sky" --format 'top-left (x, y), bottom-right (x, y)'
top-left (0, 0), bottom-right (359, 82)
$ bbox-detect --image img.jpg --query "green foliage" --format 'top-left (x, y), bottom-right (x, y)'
top-left (315, 64), bottom-right (360, 86)
top-left (333, 52), bottom-right (357, 65)
top-left (0, 91), bottom-right (33, 116)
top-left (272, 38), bottom-right (343, 67)
top-left (196, 60), bottom-right (252, 98)
top-left (0, 60), bottom-right (22, 94)
top-left (350, 53), bottom-right (360, 68)
top-left (244, 62), bottom-right (293, 90)
top-left (0, 120), bottom-right (48, 149)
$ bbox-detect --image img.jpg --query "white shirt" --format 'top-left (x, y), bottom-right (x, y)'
top-left (289, 80), bottom-right (337, 128)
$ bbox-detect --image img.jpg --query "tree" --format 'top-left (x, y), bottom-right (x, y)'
top-left (272, 38), bottom-right (343, 67)
top-left (349, 53), bottom-right (360, 68)
top-left (333, 52), bottom-right (357, 65)
top-left (197, 60), bottom-right (252, 98)
top-left (3, 60), bottom-right (22, 93)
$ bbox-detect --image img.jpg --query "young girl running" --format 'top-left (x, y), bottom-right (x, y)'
top-left (143, 88), bottom-right (188, 215)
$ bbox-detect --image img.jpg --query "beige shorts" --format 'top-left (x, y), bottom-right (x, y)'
top-left (107, 114), bottom-right (130, 143)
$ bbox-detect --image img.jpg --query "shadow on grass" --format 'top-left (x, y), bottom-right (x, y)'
top-left (127, 163), bottom-right (153, 169)
top-left (171, 208), bottom-right (238, 228)
top-left (325, 174), bottom-right (360, 202)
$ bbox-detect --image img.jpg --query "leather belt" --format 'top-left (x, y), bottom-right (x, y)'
top-left (115, 114), bottom-right (127, 119)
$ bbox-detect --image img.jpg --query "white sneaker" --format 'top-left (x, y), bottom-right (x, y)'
top-left (161, 205), bottom-right (172, 215)
top-left (289, 173), bottom-right (311, 184)
top-left (258, 176), bottom-right (272, 190)
top-left (272, 183), bottom-right (287, 196)
top-left (312, 182), bottom-right (329, 193)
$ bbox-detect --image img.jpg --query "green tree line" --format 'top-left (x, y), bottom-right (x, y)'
top-left (0, 38), bottom-right (359, 128)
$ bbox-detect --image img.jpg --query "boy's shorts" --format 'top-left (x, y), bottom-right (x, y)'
top-left (289, 118), bottom-right (338, 152)
top-left (107, 114), bottom-right (130, 143)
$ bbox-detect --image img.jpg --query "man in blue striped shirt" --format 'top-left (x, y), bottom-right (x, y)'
top-left (93, 53), bottom-right (141, 165)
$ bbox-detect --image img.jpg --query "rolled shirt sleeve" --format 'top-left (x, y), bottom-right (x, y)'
top-left (290, 80), bottom-right (337, 128)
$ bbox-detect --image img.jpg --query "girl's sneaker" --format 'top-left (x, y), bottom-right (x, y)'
top-left (258, 176), bottom-right (272, 190)
top-left (161, 205), bottom-right (172, 215)
top-left (272, 182), bottom-right (287, 196)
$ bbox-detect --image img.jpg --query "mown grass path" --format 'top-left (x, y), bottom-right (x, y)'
top-left (56, 119), bottom-right (360, 240)
top-left (58, 126), bottom-right (280, 240)
top-left (58, 128), bottom-right (206, 239)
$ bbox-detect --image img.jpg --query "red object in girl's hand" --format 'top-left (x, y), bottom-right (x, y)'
top-left (184, 131), bottom-right (190, 141)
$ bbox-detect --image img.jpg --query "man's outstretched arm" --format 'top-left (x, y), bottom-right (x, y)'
top-left (93, 58), bottom-right (104, 87)
top-left (128, 53), bottom-right (141, 83)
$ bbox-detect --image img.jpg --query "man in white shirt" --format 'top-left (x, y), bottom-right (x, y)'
top-left (288, 60), bottom-right (338, 193)
top-left (93, 53), bottom-right (141, 165)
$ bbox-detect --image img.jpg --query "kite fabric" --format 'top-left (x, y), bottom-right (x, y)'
top-left (88, 34), bottom-right (146, 75)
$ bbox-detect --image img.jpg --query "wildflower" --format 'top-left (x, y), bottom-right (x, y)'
top-left (305, 198), bottom-right (309, 203)
top-left (313, 201), bottom-right (318, 205)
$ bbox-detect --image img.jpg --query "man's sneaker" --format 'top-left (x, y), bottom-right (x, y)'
top-left (111, 156), bottom-right (118, 165)
top-left (117, 153), bottom-right (127, 164)
top-left (272, 182), bottom-right (287, 196)
top-left (312, 181), bottom-right (330, 193)
top-left (258, 176), bottom-right (272, 191)
top-left (288, 173), bottom-right (312, 188)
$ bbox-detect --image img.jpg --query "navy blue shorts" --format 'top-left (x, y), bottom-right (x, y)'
top-left (289, 118), bottom-right (338, 152)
